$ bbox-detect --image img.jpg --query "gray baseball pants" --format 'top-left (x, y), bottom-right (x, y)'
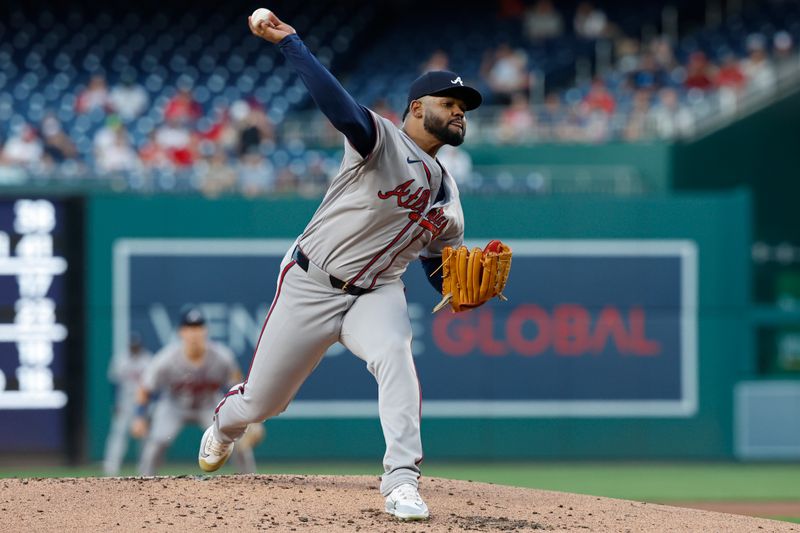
top-left (213, 252), bottom-right (423, 496)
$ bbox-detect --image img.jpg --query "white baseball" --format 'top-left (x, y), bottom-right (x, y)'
top-left (251, 8), bottom-right (273, 27)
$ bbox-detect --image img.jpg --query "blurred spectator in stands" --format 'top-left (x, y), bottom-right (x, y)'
top-left (0, 124), bottom-right (43, 168)
top-left (164, 87), bottom-right (202, 125)
top-left (583, 78), bottom-right (616, 115)
top-left (562, 103), bottom-right (593, 142)
top-left (497, 93), bottom-right (536, 143)
top-left (648, 87), bottom-right (694, 139)
top-left (584, 108), bottom-right (612, 142)
top-left (139, 131), bottom-right (170, 169)
top-left (742, 34), bottom-right (776, 93)
top-left (202, 104), bottom-right (240, 155)
top-left (622, 89), bottom-right (653, 141)
top-left (437, 145), bottom-right (474, 187)
top-left (96, 126), bottom-right (140, 174)
top-left (715, 52), bottom-right (747, 112)
top-left (41, 113), bottom-right (78, 167)
top-left (538, 93), bottom-right (567, 140)
top-left (94, 115), bottom-right (123, 158)
top-left (629, 53), bottom-right (669, 91)
top-left (420, 49), bottom-right (450, 73)
top-left (615, 37), bottom-right (641, 75)
top-left (155, 115), bottom-right (196, 168)
top-left (684, 51), bottom-right (716, 92)
top-left (298, 152), bottom-right (331, 198)
top-left (773, 31), bottom-right (796, 76)
top-left (715, 52), bottom-right (747, 92)
top-left (231, 100), bottom-right (275, 157)
top-left (198, 149), bottom-right (237, 198)
top-left (651, 36), bottom-right (679, 73)
top-left (109, 72), bottom-right (149, 121)
top-left (715, 52), bottom-right (747, 102)
top-left (275, 167), bottom-right (299, 193)
top-left (372, 98), bottom-right (400, 125)
top-left (76, 74), bottom-right (110, 114)
top-left (481, 43), bottom-right (530, 105)
top-left (524, 0), bottom-right (564, 41)
top-left (238, 150), bottom-right (276, 197)
top-left (574, 2), bottom-right (609, 39)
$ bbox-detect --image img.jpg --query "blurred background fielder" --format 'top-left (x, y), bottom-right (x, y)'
top-left (102, 332), bottom-right (152, 476)
top-left (131, 307), bottom-right (262, 476)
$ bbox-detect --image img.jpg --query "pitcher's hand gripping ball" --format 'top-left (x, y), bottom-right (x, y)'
top-left (433, 240), bottom-right (512, 313)
top-left (250, 8), bottom-right (273, 27)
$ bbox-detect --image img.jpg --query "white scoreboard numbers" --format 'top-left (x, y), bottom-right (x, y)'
top-left (0, 199), bottom-right (68, 410)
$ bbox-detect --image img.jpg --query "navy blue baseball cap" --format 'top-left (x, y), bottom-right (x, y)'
top-left (180, 307), bottom-right (206, 327)
top-left (406, 70), bottom-right (483, 112)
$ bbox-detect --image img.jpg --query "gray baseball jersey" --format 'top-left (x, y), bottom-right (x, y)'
top-left (299, 110), bottom-right (464, 289)
top-left (142, 341), bottom-right (238, 410)
top-left (213, 108), bottom-right (467, 496)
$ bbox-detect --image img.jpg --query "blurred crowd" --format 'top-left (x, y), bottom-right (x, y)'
top-left (0, 0), bottom-right (798, 194)
top-left (0, 74), bottom-right (338, 197)
top-left (485, 0), bottom-right (799, 143)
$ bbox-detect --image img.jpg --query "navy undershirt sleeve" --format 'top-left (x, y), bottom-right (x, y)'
top-left (420, 256), bottom-right (444, 293)
top-left (278, 34), bottom-right (376, 158)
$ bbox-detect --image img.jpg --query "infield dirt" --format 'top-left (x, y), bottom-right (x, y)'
top-left (1, 474), bottom-right (796, 532)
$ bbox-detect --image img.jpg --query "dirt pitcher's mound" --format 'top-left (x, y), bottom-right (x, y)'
top-left (1, 474), bottom-right (796, 532)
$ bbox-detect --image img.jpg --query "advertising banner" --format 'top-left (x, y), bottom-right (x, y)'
top-left (114, 239), bottom-right (697, 419)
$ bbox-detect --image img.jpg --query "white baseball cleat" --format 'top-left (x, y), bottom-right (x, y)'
top-left (384, 483), bottom-right (430, 520)
top-left (198, 426), bottom-right (234, 472)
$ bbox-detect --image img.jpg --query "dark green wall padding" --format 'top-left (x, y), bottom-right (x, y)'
top-left (86, 191), bottom-right (750, 461)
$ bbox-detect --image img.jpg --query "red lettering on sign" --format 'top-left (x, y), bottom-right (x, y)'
top-left (432, 304), bottom-right (662, 357)
top-left (554, 304), bottom-right (591, 355)
top-left (478, 310), bottom-right (507, 356)
top-left (432, 311), bottom-right (476, 356)
top-left (506, 305), bottom-right (550, 356)
top-left (627, 306), bottom-right (661, 355)
top-left (590, 306), bottom-right (628, 353)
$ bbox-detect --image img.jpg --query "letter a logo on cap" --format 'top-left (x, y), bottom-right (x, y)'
top-left (451, 76), bottom-right (463, 86)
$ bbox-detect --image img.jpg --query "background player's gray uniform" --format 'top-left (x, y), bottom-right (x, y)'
top-left (214, 111), bottom-right (464, 495)
top-left (103, 346), bottom-right (152, 475)
top-left (139, 340), bottom-right (255, 475)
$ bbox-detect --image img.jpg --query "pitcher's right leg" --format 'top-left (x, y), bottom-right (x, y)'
top-left (213, 262), bottom-right (347, 444)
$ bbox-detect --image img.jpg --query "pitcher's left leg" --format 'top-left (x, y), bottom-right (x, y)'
top-left (340, 280), bottom-right (423, 497)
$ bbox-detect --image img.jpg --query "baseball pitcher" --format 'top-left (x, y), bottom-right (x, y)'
top-left (199, 9), bottom-right (511, 521)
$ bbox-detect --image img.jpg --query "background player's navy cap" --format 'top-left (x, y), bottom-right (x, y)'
top-left (406, 70), bottom-right (483, 112)
top-left (179, 307), bottom-right (206, 327)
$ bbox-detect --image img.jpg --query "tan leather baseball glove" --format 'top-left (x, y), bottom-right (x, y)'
top-left (433, 240), bottom-right (512, 313)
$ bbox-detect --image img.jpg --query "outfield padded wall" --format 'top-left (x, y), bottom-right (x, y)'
top-left (86, 191), bottom-right (750, 461)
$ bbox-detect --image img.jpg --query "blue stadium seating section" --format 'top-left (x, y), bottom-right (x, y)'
top-left (0, 0), bottom-right (798, 190)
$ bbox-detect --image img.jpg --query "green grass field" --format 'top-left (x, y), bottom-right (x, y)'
top-left (2, 462), bottom-right (798, 503)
